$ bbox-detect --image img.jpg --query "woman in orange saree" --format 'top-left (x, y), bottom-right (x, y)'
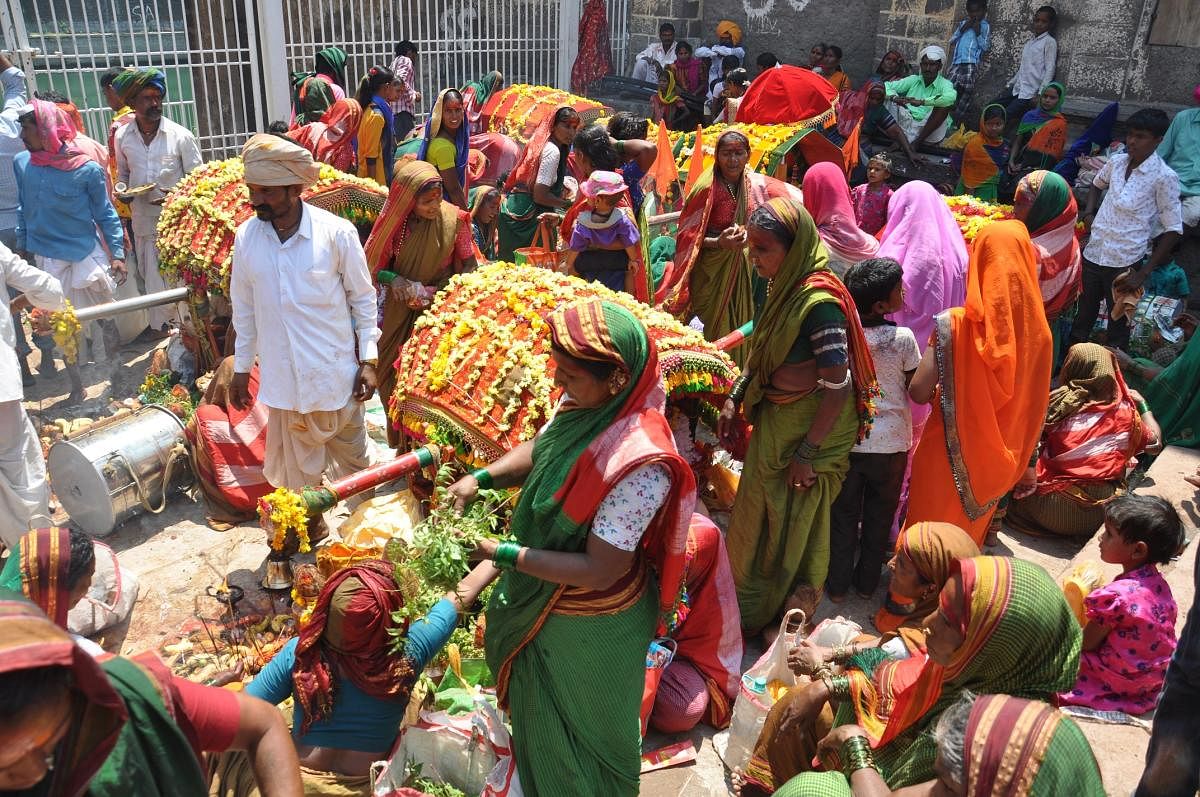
top-left (904, 221), bottom-right (1053, 545)
top-left (655, 130), bottom-right (800, 365)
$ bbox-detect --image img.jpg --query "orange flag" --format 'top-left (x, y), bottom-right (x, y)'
top-left (649, 121), bottom-right (677, 203)
top-left (683, 124), bottom-right (706, 198)
top-left (841, 120), bottom-right (862, 176)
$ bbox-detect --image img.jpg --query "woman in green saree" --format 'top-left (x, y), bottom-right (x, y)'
top-left (807, 692), bottom-right (1104, 796)
top-left (496, 106), bottom-right (580, 260)
top-left (446, 299), bottom-right (696, 797)
top-left (719, 197), bottom-right (878, 636)
top-left (1115, 329), bottom-right (1200, 448)
top-left (657, 130), bottom-right (802, 367)
top-left (764, 556), bottom-right (1082, 796)
top-left (0, 599), bottom-right (300, 796)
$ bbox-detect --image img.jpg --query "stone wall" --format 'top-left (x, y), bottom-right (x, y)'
top-left (625, 0), bottom-right (705, 74)
top-left (625, 0), bottom-right (1199, 110)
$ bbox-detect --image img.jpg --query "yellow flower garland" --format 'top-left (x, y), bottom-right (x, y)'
top-left (259, 487), bottom-right (311, 554)
top-left (49, 301), bottom-right (81, 365)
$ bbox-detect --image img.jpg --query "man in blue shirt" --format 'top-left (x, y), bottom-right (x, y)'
top-left (1157, 89), bottom-right (1200, 232)
top-left (14, 99), bottom-right (125, 402)
top-left (946, 0), bottom-right (991, 128)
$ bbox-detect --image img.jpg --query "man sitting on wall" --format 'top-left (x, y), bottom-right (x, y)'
top-left (885, 45), bottom-right (957, 148)
top-left (632, 22), bottom-right (678, 83)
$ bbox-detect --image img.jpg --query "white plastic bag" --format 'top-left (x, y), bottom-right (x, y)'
top-left (374, 698), bottom-right (521, 797)
top-left (714, 609), bottom-right (806, 771)
top-left (68, 541), bottom-right (139, 637)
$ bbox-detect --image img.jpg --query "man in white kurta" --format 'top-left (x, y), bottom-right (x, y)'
top-left (112, 68), bottom-right (201, 332)
top-left (228, 134), bottom-right (379, 513)
top-left (0, 241), bottom-right (64, 546)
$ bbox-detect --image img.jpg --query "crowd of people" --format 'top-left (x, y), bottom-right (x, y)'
top-left (0, 4), bottom-right (1199, 795)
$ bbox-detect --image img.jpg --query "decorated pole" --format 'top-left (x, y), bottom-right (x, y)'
top-left (713, 320), bottom-right (755, 352)
top-left (258, 444), bottom-right (449, 589)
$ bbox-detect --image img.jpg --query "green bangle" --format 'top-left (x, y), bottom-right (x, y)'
top-left (471, 468), bottom-right (494, 490)
top-left (841, 735), bottom-right (877, 778)
top-left (1135, 400), bottom-right (1150, 415)
top-left (822, 674), bottom-right (852, 701)
top-left (493, 540), bottom-right (522, 570)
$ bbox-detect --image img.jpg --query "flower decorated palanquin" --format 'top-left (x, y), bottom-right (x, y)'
top-left (157, 159), bottom-right (387, 295)
top-left (943, 194), bottom-right (1016, 244)
top-left (393, 262), bottom-right (739, 465)
top-left (654, 121), bottom-right (845, 181)
top-left (480, 84), bottom-right (609, 143)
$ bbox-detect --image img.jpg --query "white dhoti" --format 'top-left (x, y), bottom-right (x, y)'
top-left (632, 59), bottom-right (662, 83)
top-left (36, 244), bottom-right (121, 361)
top-left (264, 400), bottom-right (371, 507)
top-left (131, 210), bottom-right (180, 330)
top-left (0, 400), bottom-right (50, 547)
top-left (888, 101), bottom-right (950, 145)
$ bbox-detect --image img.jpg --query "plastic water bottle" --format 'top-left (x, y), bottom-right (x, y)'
top-left (717, 675), bottom-right (770, 771)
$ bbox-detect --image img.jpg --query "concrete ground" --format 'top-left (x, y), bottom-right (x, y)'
top-left (10, 334), bottom-right (1197, 797)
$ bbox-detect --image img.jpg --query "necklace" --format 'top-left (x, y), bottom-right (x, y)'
top-left (722, 178), bottom-right (739, 199)
top-left (273, 215), bottom-right (301, 241)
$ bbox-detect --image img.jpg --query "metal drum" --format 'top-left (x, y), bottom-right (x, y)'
top-left (47, 405), bottom-right (193, 536)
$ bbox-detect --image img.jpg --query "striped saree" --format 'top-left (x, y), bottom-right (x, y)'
top-left (773, 557), bottom-right (1081, 795)
top-left (484, 300), bottom-right (696, 797)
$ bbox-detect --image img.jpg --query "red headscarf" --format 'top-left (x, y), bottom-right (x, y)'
top-left (19, 527), bottom-right (74, 628)
top-left (28, 98), bottom-right (92, 171)
top-left (502, 106), bottom-right (571, 193)
top-left (292, 560), bottom-right (413, 734)
top-left (292, 97), bottom-right (362, 173)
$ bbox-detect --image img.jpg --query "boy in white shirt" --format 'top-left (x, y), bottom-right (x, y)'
top-left (827, 258), bottom-right (920, 601)
top-left (989, 5), bottom-right (1058, 135)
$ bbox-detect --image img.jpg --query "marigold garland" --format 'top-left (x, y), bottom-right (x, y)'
top-left (651, 121), bottom-right (821, 179)
top-left (258, 487), bottom-right (311, 554)
top-left (483, 84), bottom-right (608, 143)
top-left (157, 159), bottom-right (386, 295)
top-left (49, 301), bottom-right (81, 365)
top-left (393, 262), bottom-right (739, 464)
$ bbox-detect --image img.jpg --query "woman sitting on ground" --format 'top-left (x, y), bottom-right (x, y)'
top-left (753, 556), bottom-right (1081, 795)
top-left (648, 512), bottom-right (744, 734)
top-left (211, 560), bottom-right (496, 795)
top-left (739, 522), bottom-right (979, 793)
top-left (811, 692), bottom-right (1104, 796)
top-left (1006, 343), bottom-right (1162, 538)
top-left (0, 526), bottom-right (103, 655)
top-left (2, 599), bottom-right (300, 796)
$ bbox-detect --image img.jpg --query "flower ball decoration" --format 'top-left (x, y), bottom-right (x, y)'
top-left (157, 159), bottom-right (386, 295)
top-left (394, 262), bottom-right (739, 465)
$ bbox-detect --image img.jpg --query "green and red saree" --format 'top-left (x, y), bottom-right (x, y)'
top-left (484, 300), bottom-right (697, 797)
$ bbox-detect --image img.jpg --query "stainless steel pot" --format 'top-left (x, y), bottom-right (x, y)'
top-left (47, 405), bottom-right (193, 536)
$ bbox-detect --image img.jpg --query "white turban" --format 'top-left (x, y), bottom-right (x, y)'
top-left (919, 45), bottom-right (947, 63)
top-left (241, 132), bottom-right (321, 188)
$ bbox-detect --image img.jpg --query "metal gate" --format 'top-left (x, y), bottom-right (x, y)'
top-left (0, 0), bottom-right (264, 158)
top-left (1, 0), bottom-right (630, 160)
top-left (278, 0), bottom-right (570, 123)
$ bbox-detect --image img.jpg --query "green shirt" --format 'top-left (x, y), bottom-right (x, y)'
top-left (1158, 108), bottom-right (1200, 197)
top-left (885, 74), bottom-right (958, 122)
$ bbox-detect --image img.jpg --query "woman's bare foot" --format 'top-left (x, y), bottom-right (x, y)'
top-left (731, 768), bottom-right (746, 797)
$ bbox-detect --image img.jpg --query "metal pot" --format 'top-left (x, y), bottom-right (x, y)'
top-left (47, 405), bottom-right (193, 536)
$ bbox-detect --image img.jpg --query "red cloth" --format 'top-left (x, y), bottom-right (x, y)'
top-left (570, 0), bottom-right (613, 94)
top-left (29, 98), bottom-right (92, 170)
top-left (735, 66), bottom-right (837, 126)
top-left (293, 560), bottom-right (411, 734)
top-left (664, 514), bottom-right (743, 728)
top-left (189, 365), bottom-right (270, 514)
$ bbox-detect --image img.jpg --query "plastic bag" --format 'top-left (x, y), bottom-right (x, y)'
top-left (713, 609), bottom-right (806, 771)
top-left (640, 637), bottom-right (677, 734)
top-left (942, 124), bottom-right (973, 151)
top-left (68, 541), bottom-right (139, 637)
top-left (374, 698), bottom-right (521, 797)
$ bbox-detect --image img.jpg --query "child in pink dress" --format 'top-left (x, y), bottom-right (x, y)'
top-left (850, 153), bottom-right (893, 235)
top-left (1059, 495), bottom-right (1184, 714)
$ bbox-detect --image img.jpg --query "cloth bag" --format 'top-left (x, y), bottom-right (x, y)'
top-left (713, 609), bottom-right (806, 771)
top-left (513, 223), bottom-right (560, 270)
